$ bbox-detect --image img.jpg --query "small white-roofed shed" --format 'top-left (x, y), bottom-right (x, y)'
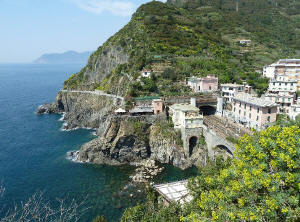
top-left (153, 180), bottom-right (193, 206)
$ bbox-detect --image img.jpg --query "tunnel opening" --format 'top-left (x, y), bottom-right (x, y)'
top-left (189, 136), bottom-right (198, 157)
top-left (215, 145), bottom-right (233, 159)
top-left (199, 105), bottom-right (216, 116)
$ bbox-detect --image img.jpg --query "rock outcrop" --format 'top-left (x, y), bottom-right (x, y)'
top-left (37, 91), bottom-right (117, 130)
top-left (77, 115), bottom-right (198, 170)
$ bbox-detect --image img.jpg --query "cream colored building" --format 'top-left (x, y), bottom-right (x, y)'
top-left (169, 104), bottom-right (203, 129)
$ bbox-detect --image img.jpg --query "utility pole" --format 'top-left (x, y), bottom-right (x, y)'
top-left (236, 0), bottom-right (239, 12)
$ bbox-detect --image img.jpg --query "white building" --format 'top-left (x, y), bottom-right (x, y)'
top-left (169, 104), bottom-right (203, 129)
top-left (268, 75), bottom-right (297, 93)
top-left (239, 39), bottom-right (251, 46)
top-left (263, 59), bottom-right (300, 91)
top-left (220, 83), bottom-right (244, 102)
top-left (291, 100), bottom-right (300, 120)
top-left (263, 63), bottom-right (277, 79)
top-left (265, 75), bottom-right (297, 115)
top-left (141, 69), bottom-right (152, 78)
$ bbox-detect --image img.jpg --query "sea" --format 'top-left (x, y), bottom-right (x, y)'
top-left (0, 64), bottom-right (198, 222)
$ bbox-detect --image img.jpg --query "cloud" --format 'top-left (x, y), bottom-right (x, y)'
top-left (69, 0), bottom-right (136, 17)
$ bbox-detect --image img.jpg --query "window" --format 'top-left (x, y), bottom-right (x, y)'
top-left (250, 106), bottom-right (252, 111)
top-left (239, 102), bottom-right (241, 107)
top-left (282, 98), bottom-right (285, 102)
top-left (291, 83), bottom-right (293, 86)
top-left (279, 83), bottom-right (281, 86)
top-left (239, 110), bottom-right (241, 115)
top-left (257, 108), bottom-right (260, 113)
top-left (273, 82), bottom-right (275, 86)
top-left (285, 83), bottom-right (287, 86)
top-left (256, 116), bottom-right (259, 121)
top-left (244, 104), bottom-right (246, 109)
top-left (268, 108), bottom-right (271, 114)
top-left (244, 111), bottom-right (246, 116)
top-left (249, 113), bottom-right (251, 118)
top-left (267, 116), bottom-right (271, 122)
top-left (234, 107), bottom-right (236, 112)
top-left (209, 86), bottom-right (211, 90)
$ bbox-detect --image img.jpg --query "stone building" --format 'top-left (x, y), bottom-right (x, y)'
top-left (169, 104), bottom-right (203, 129)
top-left (187, 75), bottom-right (218, 93)
top-left (231, 93), bottom-right (278, 130)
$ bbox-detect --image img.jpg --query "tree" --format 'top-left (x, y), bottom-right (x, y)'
top-left (184, 125), bottom-right (300, 221)
top-left (0, 184), bottom-right (88, 222)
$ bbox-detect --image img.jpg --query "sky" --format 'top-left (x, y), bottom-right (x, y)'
top-left (0, 0), bottom-right (166, 63)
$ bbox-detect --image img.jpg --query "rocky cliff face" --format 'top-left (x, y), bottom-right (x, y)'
top-left (37, 91), bottom-right (117, 130)
top-left (77, 116), bottom-right (197, 169)
top-left (78, 116), bottom-right (152, 165)
top-left (84, 44), bottom-right (129, 83)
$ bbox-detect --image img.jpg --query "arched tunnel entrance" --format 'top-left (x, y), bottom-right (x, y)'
top-left (189, 136), bottom-right (198, 157)
top-left (199, 105), bottom-right (216, 116)
top-left (215, 145), bottom-right (233, 159)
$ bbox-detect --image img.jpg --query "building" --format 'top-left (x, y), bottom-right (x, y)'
top-left (231, 93), bottom-right (278, 130)
top-left (114, 108), bottom-right (126, 115)
top-left (265, 75), bottom-right (297, 115)
top-left (291, 101), bottom-right (300, 120)
top-left (239, 39), bottom-right (251, 46)
top-left (169, 104), bottom-right (203, 129)
top-left (263, 59), bottom-right (300, 90)
top-left (187, 75), bottom-right (218, 93)
top-left (141, 69), bottom-right (152, 78)
top-left (152, 99), bottom-right (164, 115)
top-left (268, 75), bottom-right (297, 93)
top-left (220, 83), bottom-right (244, 102)
top-left (129, 106), bottom-right (154, 115)
top-left (153, 180), bottom-right (192, 206)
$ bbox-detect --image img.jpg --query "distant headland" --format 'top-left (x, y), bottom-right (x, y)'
top-left (33, 51), bottom-right (93, 64)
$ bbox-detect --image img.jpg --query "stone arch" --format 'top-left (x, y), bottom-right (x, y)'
top-left (189, 136), bottom-right (198, 157)
top-left (215, 144), bottom-right (233, 159)
top-left (199, 105), bottom-right (216, 116)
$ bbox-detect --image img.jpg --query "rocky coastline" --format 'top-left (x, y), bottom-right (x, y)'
top-left (37, 90), bottom-right (207, 182)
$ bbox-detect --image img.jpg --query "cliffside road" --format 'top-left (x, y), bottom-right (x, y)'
top-left (60, 89), bottom-right (125, 105)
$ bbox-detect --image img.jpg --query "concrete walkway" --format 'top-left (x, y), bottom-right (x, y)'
top-left (60, 89), bottom-right (124, 104)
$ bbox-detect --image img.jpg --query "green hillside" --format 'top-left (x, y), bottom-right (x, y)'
top-left (64, 0), bottom-right (300, 96)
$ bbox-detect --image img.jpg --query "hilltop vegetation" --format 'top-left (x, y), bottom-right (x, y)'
top-left (64, 0), bottom-right (300, 96)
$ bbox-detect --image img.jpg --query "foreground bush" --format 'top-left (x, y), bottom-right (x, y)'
top-left (185, 125), bottom-right (300, 221)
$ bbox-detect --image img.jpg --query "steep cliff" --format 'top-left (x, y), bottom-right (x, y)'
top-left (77, 116), bottom-right (203, 169)
top-left (37, 91), bottom-right (117, 130)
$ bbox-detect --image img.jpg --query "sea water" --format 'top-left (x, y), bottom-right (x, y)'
top-left (0, 64), bottom-right (198, 221)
